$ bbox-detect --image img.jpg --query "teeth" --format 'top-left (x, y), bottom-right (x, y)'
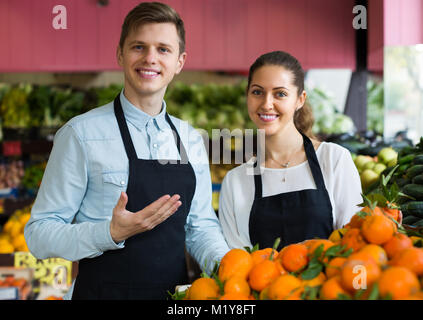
top-left (138, 70), bottom-right (159, 75)
top-left (259, 114), bottom-right (278, 120)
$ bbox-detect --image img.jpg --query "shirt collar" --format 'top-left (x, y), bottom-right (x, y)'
top-left (119, 90), bottom-right (168, 131)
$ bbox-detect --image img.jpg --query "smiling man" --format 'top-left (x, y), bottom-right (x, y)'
top-left (24, 2), bottom-right (230, 300)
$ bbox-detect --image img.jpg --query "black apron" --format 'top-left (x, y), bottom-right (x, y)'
top-left (72, 96), bottom-right (196, 300)
top-left (248, 133), bottom-right (333, 250)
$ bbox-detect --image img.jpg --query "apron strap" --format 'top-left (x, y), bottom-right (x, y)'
top-left (114, 95), bottom-right (138, 160)
top-left (165, 113), bottom-right (189, 164)
top-left (113, 94), bottom-right (189, 163)
top-left (301, 132), bottom-right (326, 190)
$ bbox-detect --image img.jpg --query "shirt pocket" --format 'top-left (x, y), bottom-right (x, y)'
top-left (102, 172), bottom-right (128, 214)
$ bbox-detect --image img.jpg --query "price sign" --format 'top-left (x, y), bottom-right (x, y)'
top-left (14, 252), bottom-right (72, 288)
top-left (2, 141), bottom-right (22, 156)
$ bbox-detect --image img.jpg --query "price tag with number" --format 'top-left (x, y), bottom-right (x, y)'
top-left (14, 252), bottom-right (72, 288)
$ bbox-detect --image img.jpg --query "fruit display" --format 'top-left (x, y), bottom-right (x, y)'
top-left (354, 147), bottom-right (398, 191)
top-left (173, 189), bottom-right (423, 300)
top-left (374, 138), bottom-right (423, 229)
top-left (0, 274), bottom-right (32, 300)
top-left (0, 205), bottom-right (32, 253)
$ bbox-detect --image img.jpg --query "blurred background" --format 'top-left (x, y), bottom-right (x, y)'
top-left (1, 0), bottom-right (423, 299)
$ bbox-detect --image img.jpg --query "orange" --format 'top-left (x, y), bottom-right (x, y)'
top-left (250, 248), bottom-right (278, 266)
top-left (358, 244), bottom-right (388, 266)
top-left (0, 242), bottom-right (14, 254)
top-left (382, 205), bottom-right (401, 222)
top-left (301, 272), bottom-right (327, 287)
top-left (18, 213), bottom-right (31, 226)
top-left (218, 248), bottom-right (253, 282)
top-left (267, 274), bottom-right (303, 300)
top-left (383, 233), bottom-right (413, 259)
top-left (361, 214), bottom-right (397, 245)
top-left (341, 228), bottom-right (367, 252)
top-left (320, 276), bottom-right (351, 300)
top-left (325, 257), bottom-right (347, 278)
top-left (345, 206), bottom-right (383, 228)
top-left (378, 266), bottom-right (421, 300)
top-left (224, 276), bottom-right (250, 296)
top-left (12, 234), bottom-right (27, 250)
top-left (8, 221), bottom-right (22, 238)
top-left (219, 292), bottom-right (250, 300)
top-left (390, 247), bottom-right (423, 276)
top-left (328, 228), bottom-right (348, 243)
top-left (340, 258), bottom-right (381, 293)
top-left (248, 259), bottom-right (281, 292)
top-left (189, 278), bottom-right (220, 300)
top-left (307, 239), bottom-right (335, 257)
top-left (279, 243), bottom-right (309, 272)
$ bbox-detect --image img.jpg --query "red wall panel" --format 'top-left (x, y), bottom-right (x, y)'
top-left (0, 0), bottom-right (357, 72)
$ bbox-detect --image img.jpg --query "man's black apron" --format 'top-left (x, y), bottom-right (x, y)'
top-left (249, 133), bottom-right (333, 250)
top-left (72, 96), bottom-right (196, 299)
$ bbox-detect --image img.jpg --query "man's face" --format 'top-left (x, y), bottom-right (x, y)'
top-left (117, 22), bottom-right (186, 99)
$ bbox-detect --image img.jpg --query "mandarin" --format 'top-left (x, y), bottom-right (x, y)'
top-left (390, 247), bottom-right (423, 276)
top-left (378, 266), bottom-right (421, 300)
top-left (248, 259), bottom-right (281, 291)
top-left (383, 233), bottom-right (413, 259)
top-left (325, 257), bottom-right (347, 278)
top-left (224, 276), bottom-right (250, 296)
top-left (267, 274), bottom-right (303, 300)
top-left (358, 244), bottom-right (388, 266)
top-left (280, 243), bottom-right (309, 272)
top-left (320, 276), bottom-right (351, 300)
top-left (341, 228), bottom-right (367, 252)
top-left (250, 248), bottom-right (278, 266)
top-left (340, 258), bottom-right (381, 293)
top-left (361, 214), bottom-right (397, 245)
top-left (189, 278), bottom-right (220, 300)
top-left (218, 248), bottom-right (253, 282)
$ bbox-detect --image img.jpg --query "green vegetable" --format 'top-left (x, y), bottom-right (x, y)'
top-left (401, 201), bottom-right (423, 218)
top-left (412, 174), bottom-right (423, 185)
top-left (413, 155), bottom-right (423, 165)
top-left (406, 165), bottom-right (423, 179)
top-left (402, 184), bottom-right (423, 200)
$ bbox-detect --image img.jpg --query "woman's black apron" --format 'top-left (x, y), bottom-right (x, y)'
top-left (72, 95), bottom-right (196, 299)
top-left (249, 133), bottom-right (333, 250)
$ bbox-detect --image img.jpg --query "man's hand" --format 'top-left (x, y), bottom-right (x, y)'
top-left (110, 192), bottom-right (182, 243)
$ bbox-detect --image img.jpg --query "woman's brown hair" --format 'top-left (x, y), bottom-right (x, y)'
top-left (119, 2), bottom-right (186, 54)
top-left (247, 51), bottom-right (316, 139)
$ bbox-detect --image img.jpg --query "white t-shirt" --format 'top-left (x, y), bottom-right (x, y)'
top-left (218, 142), bottom-right (363, 249)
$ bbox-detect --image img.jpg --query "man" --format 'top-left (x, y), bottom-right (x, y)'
top-left (24, 2), bottom-right (230, 300)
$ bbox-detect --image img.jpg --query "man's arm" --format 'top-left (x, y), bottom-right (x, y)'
top-left (24, 124), bottom-right (122, 261)
top-left (184, 129), bottom-right (230, 275)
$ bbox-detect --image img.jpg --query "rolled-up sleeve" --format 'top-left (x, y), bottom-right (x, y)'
top-left (184, 130), bottom-right (230, 275)
top-left (24, 124), bottom-right (123, 262)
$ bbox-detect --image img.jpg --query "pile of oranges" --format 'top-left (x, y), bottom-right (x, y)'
top-left (0, 206), bottom-right (31, 253)
top-left (182, 204), bottom-right (423, 300)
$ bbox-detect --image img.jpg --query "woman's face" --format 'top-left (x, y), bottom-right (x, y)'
top-left (247, 65), bottom-right (306, 136)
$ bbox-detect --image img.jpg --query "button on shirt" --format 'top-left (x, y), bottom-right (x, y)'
top-left (24, 91), bottom-right (230, 297)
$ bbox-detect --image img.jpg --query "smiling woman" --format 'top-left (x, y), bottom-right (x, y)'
top-left (218, 51), bottom-right (363, 251)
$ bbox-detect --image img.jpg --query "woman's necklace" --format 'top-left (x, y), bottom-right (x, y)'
top-left (267, 144), bottom-right (304, 182)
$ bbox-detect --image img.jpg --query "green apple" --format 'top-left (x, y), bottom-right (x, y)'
top-left (373, 163), bottom-right (387, 175)
top-left (363, 161), bottom-right (376, 170)
top-left (377, 147), bottom-right (398, 166)
top-left (354, 155), bottom-right (373, 170)
top-left (361, 169), bottom-right (380, 189)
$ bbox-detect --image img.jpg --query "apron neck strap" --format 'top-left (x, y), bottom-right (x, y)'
top-left (114, 95), bottom-right (138, 160)
top-left (114, 95), bottom-right (189, 163)
top-left (301, 132), bottom-right (325, 189)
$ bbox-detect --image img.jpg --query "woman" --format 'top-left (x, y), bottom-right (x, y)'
top-left (218, 51), bottom-right (362, 250)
